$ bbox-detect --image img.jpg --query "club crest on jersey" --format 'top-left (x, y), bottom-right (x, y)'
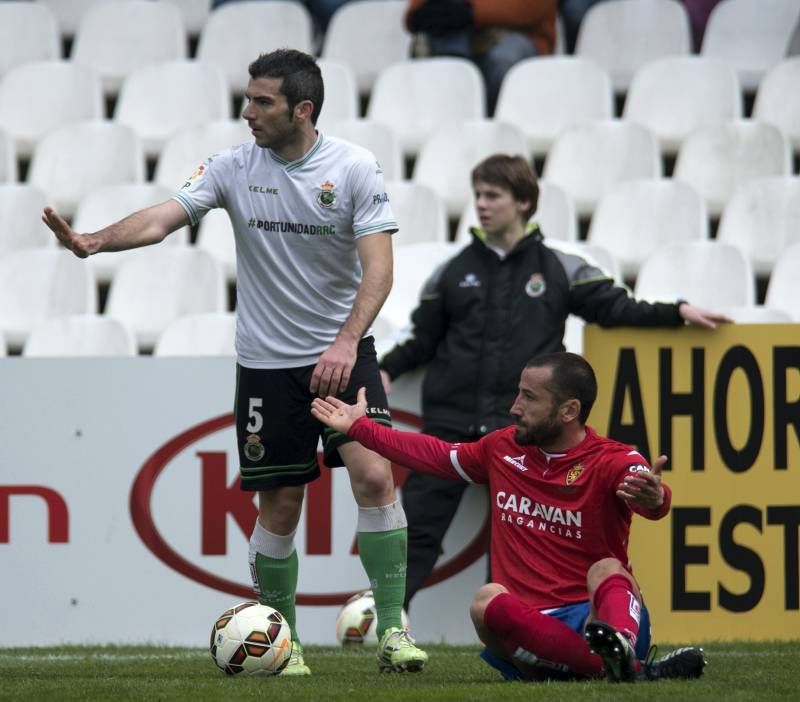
top-left (243, 433), bottom-right (265, 461)
top-left (525, 273), bottom-right (546, 298)
top-left (566, 463), bottom-right (583, 485)
top-left (317, 180), bottom-right (336, 208)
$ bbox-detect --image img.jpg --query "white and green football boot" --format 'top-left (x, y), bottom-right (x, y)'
top-left (376, 627), bottom-right (428, 673)
top-left (277, 641), bottom-right (311, 676)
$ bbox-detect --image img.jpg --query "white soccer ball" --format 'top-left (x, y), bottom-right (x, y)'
top-left (335, 589), bottom-right (410, 645)
top-left (209, 601), bottom-right (293, 675)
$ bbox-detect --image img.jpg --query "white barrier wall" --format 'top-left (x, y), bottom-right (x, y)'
top-left (0, 358), bottom-right (487, 647)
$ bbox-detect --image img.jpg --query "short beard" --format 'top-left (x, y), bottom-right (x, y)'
top-left (514, 415), bottom-right (561, 447)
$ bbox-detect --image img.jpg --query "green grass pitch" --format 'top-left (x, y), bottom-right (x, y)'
top-left (1, 641), bottom-right (798, 701)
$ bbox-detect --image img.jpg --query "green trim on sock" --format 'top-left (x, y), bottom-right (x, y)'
top-left (358, 527), bottom-right (407, 637)
top-left (253, 550), bottom-right (301, 645)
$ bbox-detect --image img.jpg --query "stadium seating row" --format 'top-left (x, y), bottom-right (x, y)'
top-left (0, 111), bottom-right (794, 229)
top-left (3, 172), bottom-right (799, 283)
top-left (3, 0), bottom-right (798, 97)
top-left (2, 52), bottom-right (798, 166)
top-left (3, 173), bottom-right (799, 283)
top-left (1, 239), bottom-right (797, 358)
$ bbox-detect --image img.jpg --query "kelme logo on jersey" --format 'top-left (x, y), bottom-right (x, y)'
top-left (525, 273), bottom-right (546, 298)
top-left (566, 463), bottom-right (583, 485)
top-left (317, 180), bottom-right (336, 208)
top-left (243, 434), bottom-right (265, 461)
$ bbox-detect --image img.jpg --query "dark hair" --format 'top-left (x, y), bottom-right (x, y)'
top-left (471, 154), bottom-right (539, 220)
top-left (248, 49), bottom-right (324, 125)
top-left (526, 352), bottom-right (597, 423)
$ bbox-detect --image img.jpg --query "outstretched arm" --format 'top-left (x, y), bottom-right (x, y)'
top-left (42, 200), bottom-right (190, 258)
top-left (311, 388), bottom-right (471, 481)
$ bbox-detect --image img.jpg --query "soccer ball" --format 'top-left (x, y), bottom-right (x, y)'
top-left (209, 601), bottom-right (292, 675)
top-left (335, 589), bottom-right (409, 645)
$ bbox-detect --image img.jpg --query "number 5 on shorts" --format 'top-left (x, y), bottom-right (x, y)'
top-left (246, 397), bottom-right (263, 432)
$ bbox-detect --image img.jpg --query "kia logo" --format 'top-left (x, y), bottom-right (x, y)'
top-left (130, 411), bottom-right (488, 605)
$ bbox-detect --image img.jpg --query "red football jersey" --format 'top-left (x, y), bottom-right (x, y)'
top-left (349, 418), bottom-right (671, 609)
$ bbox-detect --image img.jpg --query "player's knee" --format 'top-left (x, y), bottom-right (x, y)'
top-left (348, 462), bottom-right (394, 504)
top-left (469, 583), bottom-right (508, 629)
top-left (258, 487), bottom-right (304, 533)
top-left (586, 557), bottom-right (628, 593)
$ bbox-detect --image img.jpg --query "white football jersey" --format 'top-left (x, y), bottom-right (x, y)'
top-left (173, 133), bottom-right (397, 368)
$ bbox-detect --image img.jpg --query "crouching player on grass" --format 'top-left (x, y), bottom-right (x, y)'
top-left (312, 351), bottom-right (707, 682)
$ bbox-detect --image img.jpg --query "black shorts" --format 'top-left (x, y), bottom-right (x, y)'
top-left (234, 336), bottom-right (391, 491)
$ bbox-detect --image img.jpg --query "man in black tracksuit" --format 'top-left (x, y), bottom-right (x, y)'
top-left (379, 154), bottom-right (729, 609)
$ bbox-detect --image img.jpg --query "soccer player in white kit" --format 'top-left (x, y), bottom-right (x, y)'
top-left (42, 49), bottom-right (428, 675)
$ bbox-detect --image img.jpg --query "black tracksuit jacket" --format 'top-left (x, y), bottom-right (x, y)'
top-left (379, 227), bottom-right (684, 438)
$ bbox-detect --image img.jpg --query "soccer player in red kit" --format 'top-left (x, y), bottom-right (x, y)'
top-left (312, 351), bottom-right (706, 682)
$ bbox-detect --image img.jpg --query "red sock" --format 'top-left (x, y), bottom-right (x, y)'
top-left (484, 592), bottom-right (603, 677)
top-left (593, 574), bottom-right (641, 647)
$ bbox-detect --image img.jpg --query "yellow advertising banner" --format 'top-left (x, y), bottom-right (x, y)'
top-left (584, 325), bottom-right (800, 641)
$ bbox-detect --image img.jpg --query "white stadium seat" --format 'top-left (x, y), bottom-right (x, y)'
top-left (72, 0), bottom-right (186, 95)
top-left (0, 128), bottom-right (15, 183)
top-left (377, 241), bottom-right (461, 334)
top-left (575, 0), bottom-right (691, 92)
top-left (71, 184), bottom-right (191, 284)
top-left (314, 60), bottom-right (359, 134)
top-left (0, 249), bottom-right (97, 349)
top-left (543, 120), bottom-right (662, 217)
top-left (154, 312), bottom-right (236, 356)
top-left (0, 61), bottom-right (104, 159)
top-left (635, 241), bottom-right (755, 309)
top-left (673, 120), bottom-right (792, 218)
top-left (724, 306), bottom-right (792, 323)
top-left (716, 177), bottom-right (800, 277)
top-left (495, 57), bottom-right (613, 157)
top-left (0, 2), bottom-right (59, 76)
top-left (0, 184), bottom-right (55, 257)
top-left (701, 0), bottom-right (800, 91)
top-left (326, 119), bottom-right (403, 182)
top-left (35, 0), bottom-right (115, 38)
top-left (105, 247), bottom-right (227, 350)
top-left (153, 120), bottom-right (251, 191)
top-left (587, 178), bottom-right (708, 279)
top-left (753, 58), bottom-right (800, 154)
top-left (197, 0), bottom-right (313, 94)
top-left (623, 56), bottom-right (742, 155)
top-left (412, 120), bottom-right (529, 219)
top-left (115, 61), bottom-right (230, 158)
top-left (161, 0), bottom-right (213, 36)
top-left (23, 314), bottom-right (137, 357)
top-left (28, 121), bottom-right (145, 219)
top-left (321, 0), bottom-right (412, 96)
top-left (367, 58), bottom-right (486, 158)
top-left (196, 208), bottom-right (237, 284)
top-left (765, 242), bottom-right (800, 322)
top-left (455, 181), bottom-right (578, 245)
top-left (384, 181), bottom-right (448, 246)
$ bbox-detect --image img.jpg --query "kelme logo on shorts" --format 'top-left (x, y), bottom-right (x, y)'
top-left (317, 180), bottom-right (336, 208)
top-left (243, 434), bottom-right (265, 461)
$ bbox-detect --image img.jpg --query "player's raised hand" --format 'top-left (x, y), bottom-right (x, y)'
top-left (311, 386), bottom-right (368, 433)
top-left (616, 455), bottom-right (666, 509)
top-left (42, 207), bottom-right (98, 258)
top-left (310, 338), bottom-right (357, 396)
